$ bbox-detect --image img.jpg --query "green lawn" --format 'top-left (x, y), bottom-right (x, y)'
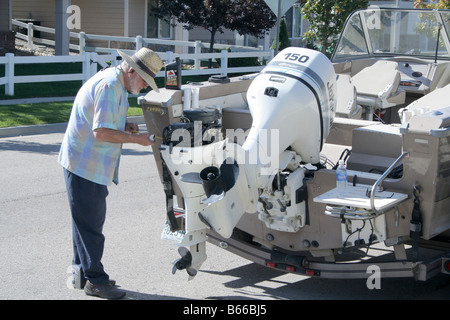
top-left (0, 98), bottom-right (144, 128)
top-left (0, 61), bottom-right (212, 128)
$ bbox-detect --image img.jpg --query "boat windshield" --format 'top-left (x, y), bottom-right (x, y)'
top-left (333, 8), bottom-right (450, 62)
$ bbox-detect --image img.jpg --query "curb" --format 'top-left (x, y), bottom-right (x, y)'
top-left (0, 116), bottom-right (146, 138)
top-left (0, 96), bottom-right (76, 106)
top-left (0, 122), bottom-right (68, 138)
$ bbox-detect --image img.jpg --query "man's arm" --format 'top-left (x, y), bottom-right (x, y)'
top-left (93, 127), bottom-right (154, 146)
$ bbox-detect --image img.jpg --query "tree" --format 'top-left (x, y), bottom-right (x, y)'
top-left (271, 18), bottom-right (291, 52)
top-left (151, 0), bottom-right (277, 57)
top-left (414, 0), bottom-right (450, 9)
top-left (297, 0), bottom-right (369, 56)
top-left (413, 0), bottom-right (450, 47)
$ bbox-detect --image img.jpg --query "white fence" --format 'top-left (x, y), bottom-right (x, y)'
top-left (2, 19), bottom-right (274, 97)
top-left (12, 19), bottom-right (267, 55)
top-left (1, 52), bottom-right (100, 96)
top-left (12, 19), bottom-right (272, 72)
top-left (0, 49), bottom-right (272, 96)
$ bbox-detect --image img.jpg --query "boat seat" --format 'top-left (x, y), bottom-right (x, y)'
top-left (400, 83), bottom-right (450, 124)
top-left (335, 74), bottom-right (362, 119)
top-left (352, 60), bottom-right (406, 119)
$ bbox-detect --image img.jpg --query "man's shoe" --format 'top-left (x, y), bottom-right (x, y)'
top-left (79, 278), bottom-right (117, 289)
top-left (84, 280), bottom-right (126, 299)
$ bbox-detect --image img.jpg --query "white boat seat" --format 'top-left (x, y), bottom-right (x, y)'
top-left (352, 60), bottom-right (406, 114)
top-left (335, 74), bottom-right (362, 119)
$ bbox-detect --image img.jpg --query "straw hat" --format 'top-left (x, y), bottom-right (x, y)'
top-left (118, 48), bottom-right (163, 92)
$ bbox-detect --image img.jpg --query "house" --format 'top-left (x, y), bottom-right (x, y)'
top-left (11, 0), bottom-right (308, 52)
top-left (0, 0), bottom-right (14, 55)
top-left (10, 0), bottom-right (418, 53)
top-left (1, 0), bottom-right (11, 31)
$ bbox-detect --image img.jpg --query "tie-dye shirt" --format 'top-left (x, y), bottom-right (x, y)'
top-left (58, 67), bottom-right (129, 186)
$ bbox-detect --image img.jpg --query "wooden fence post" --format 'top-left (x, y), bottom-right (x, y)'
top-left (220, 50), bottom-right (228, 77)
top-left (136, 36), bottom-right (143, 51)
top-left (82, 52), bottom-right (92, 83)
top-left (27, 23), bottom-right (34, 50)
top-left (111, 51), bottom-right (121, 67)
top-left (90, 52), bottom-right (98, 77)
top-left (269, 48), bottom-right (275, 61)
top-left (194, 41), bottom-right (201, 70)
top-left (166, 51), bottom-right (174, 64)
top-left (79, 32), bottom-right (86, 54)
top-left (5, 53), bottom-right (14, 96)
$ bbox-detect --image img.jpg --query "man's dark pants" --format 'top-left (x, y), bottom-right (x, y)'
top-left (64, 168), bottom-right (110, 285)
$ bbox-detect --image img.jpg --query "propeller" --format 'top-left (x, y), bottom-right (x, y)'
top-left (172, 247), bottom-right (198, 277)
top-left (199, 161), bottom-right (239, 204)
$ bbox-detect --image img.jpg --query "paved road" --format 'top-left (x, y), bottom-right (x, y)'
top-left (1, 126), bottom-right (449, 302)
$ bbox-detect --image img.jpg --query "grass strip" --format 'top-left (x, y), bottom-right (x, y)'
top-left (0, 98), bottom-right (143, 128)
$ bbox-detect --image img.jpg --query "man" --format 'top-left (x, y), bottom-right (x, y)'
top-left (58, 47), bottom-right (163, 299)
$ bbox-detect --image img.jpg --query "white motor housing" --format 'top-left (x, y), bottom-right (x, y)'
top-left (244, 47), bottom-right (337, 166)
top-left (158, 48), bottom-right (338, 277)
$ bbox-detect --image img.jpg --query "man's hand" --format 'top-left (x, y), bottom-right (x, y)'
top-left (134, 132), bottom-right (154, 146)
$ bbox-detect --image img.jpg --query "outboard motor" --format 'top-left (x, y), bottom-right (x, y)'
top-left (159, 47), bottom-right (337, 278)
top-left (244, 47), bottom-right (336, 169)
top-left (242, 47), bottom-right (337, 232)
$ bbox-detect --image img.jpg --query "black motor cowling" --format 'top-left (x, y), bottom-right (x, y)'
top-left (163, 107), bottom-right (222, 147)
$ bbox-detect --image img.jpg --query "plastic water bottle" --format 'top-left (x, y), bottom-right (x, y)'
top-left (336, 160), bottom-right (347, 193)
